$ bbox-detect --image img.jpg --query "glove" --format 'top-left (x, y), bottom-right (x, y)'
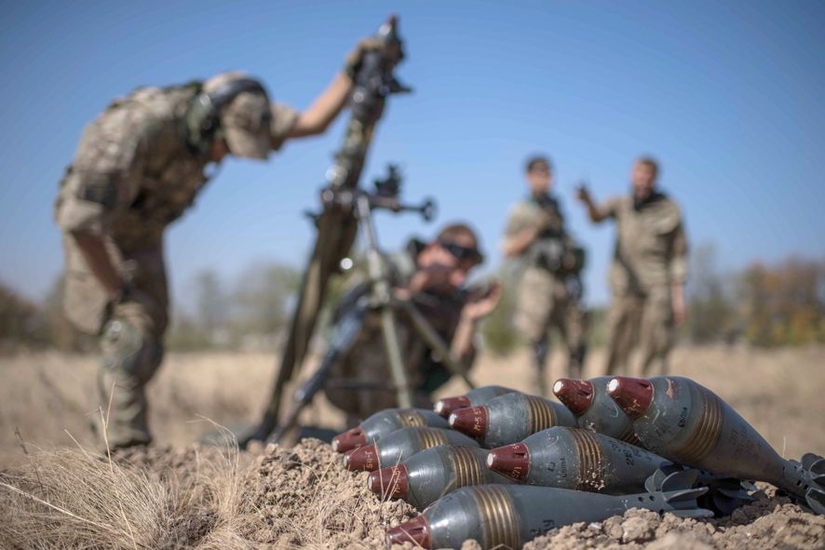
top-left (344, 37), bottom-right (386, 79)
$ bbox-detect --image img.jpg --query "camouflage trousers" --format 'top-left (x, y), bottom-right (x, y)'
top-left (62, 235), bottom-right (168, 449)
top-left (514, 267), bottom-right (586, 392)
top-left (604, 286), bottom-right (674, 377)
top-left (565, 297), bottom-right (589, 378)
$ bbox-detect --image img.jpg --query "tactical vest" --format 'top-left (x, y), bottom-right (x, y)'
top-left (526, 194), bottom-right (567, 273)
top-left (106, 84), bottom-right (213, 250)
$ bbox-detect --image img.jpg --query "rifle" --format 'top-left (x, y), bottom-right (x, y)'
top-left (242, 16), bottom-right (411, 446)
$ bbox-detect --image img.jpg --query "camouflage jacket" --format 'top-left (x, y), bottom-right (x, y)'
top-left (597, 193), bottom-right (688, 294)
top-left (54, 81), bottom-right (297, 251)
top-left (503, 193), bottom-right (582, 276)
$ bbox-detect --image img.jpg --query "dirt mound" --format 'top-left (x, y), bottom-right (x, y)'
top-left (255, 439), bottom-right (822, 549)
top-left (172, 440), bottom-right (825, 549)
top-left (242, 438), bottom-right (417, 548)
top-left (524, 488), bottom-right (825, 549)
top-left (2, 439), bottom-right (824, 549)
top-left (3, 348), bottom-right (825, 548)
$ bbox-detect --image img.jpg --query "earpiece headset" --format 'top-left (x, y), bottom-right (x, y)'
top-left (186, 77), bottom-right (270, 150)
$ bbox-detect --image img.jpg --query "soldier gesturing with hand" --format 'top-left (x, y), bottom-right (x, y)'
top-left (576, 157), bottom-right (688, 377)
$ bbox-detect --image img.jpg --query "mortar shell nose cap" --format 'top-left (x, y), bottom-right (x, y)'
top-left (448, 406), bottom-right (488, 439)
top-left (368, 465), bottom-right (408, 499)
top-left (606, 377), bottom-right (654, 419)
top-left (332, 427), bottom-right (367, 453)
top-left (344, 443), bottom-right (379, 471)
top-left (487, 443), bottom-right (530, 482)
top-left (386, 515), bottom-right (432, 549)
top-left (552, 378), bottom-right (594, 416)
top-left (434, 396), bottom-right (471, 418)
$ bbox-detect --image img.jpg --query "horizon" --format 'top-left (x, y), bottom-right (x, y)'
top-left (2, 1), bottom-right (824, 309)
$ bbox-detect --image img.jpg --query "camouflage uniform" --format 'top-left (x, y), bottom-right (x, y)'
top-left (323, 242), bottom-right (472, 423)
top-left (503, 195), bottom-right (585, 394)
top-left (565, 275), bottom-right (590, 374)
top-left (54, 76), bottom-right (298, 448)
top-left (595, 193), bottom-right (688, 376)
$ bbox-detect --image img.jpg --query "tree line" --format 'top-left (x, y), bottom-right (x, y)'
top-left (1, 248), bottom-right (824, 353)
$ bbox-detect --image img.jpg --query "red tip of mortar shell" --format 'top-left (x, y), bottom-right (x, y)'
top-left (332, 427), bottom-right (367, 453)
top-left (553, 379), bottom-right (594, 416)
top-left (434, 396), bottom-right (471, 418)
top-left (344, 443), bottom-right (380, 472)
top-left (448, 406), bottom-right (488, 439)
top-left (606, 377), bottom-right (654, 419)
top-left (368, 465), bottom-right (408, 499)
top-left (386, 515), bottom-right (431, 548)
top-left (487, 443), bottom-right (530, 482)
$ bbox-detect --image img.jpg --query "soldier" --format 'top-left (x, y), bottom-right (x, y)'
top-left (502, 155), bottom-right (586, 396)
top-left (323, 223), bottom-right (502, 425)
top-left (576, 157), bottom-right (688, 377)
top-left (53, 37), bottom-right (389, 450)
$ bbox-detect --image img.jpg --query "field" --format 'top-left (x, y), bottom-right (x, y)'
top-left (1, 345), bottom-right (824, 548)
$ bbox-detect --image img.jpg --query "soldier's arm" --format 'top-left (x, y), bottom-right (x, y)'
top-left (71, 234), bottom-right (125, 300)
top-left (450, 281), bottom-right (502, 360)
top-left (501, 204), bottom-right (540, 258)
top-left (502, 227), bottom-right (539, 258)
top-left (287, 37), bottom-right (388, 138)
top-left (449, 313), bottom-right (475, 359)
top-left (287, 72), bottom-right (352, 138)
top-left (576, 186), bottom-right (614, 223)
top-left (57, 107), bottom-right (149, 299)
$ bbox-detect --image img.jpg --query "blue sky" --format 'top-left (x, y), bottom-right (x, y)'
top-left (1, 0), bottom-right (823, 309)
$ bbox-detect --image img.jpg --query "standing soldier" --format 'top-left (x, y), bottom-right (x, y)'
top-left (502, 156), bottom-right (586, 396)
top-left (53, 37), bottom-right (387, 451)
top-left (576, 157), bottom-right (688, 376)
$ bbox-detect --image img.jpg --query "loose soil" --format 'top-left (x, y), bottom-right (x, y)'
top-left (1, 346), bottom-right (824, 548)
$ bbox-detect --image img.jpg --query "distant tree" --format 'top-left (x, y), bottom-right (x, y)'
top-left (738, 257), bottom-right (825, 347)
top-left (0, 281), bottom-right (50, 351)
top-left (165, 310), bottom-right (212, 351)
top-left (193, 269), bottom-right (229, 344)
top-left (233, 262), bottom-right (301, 338)
top-left (685, 242), bottom-right (736, 344)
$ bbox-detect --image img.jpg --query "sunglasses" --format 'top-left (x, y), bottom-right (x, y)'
top-left (438, 240), bottom-right (483, 264)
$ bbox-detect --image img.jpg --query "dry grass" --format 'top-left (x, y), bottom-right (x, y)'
top-left (2, 345), bottom-right (824, 462)
top-left (0, 345), bottom-right (824, 549)
top-left (0, 428), bottom-right (255, 550)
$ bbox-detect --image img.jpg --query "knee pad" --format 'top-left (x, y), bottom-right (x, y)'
top-left (101, 318), bottom-right (163, 382)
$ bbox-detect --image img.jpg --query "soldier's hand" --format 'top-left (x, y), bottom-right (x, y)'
top-left (575, 183), bottom-right (591, 204)
top-left (462, 279), bottom-right (502, 321)
top-left (344, 37), bottom-right (386, 79)
top-left (414, 264), bottom-right (456, 292)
